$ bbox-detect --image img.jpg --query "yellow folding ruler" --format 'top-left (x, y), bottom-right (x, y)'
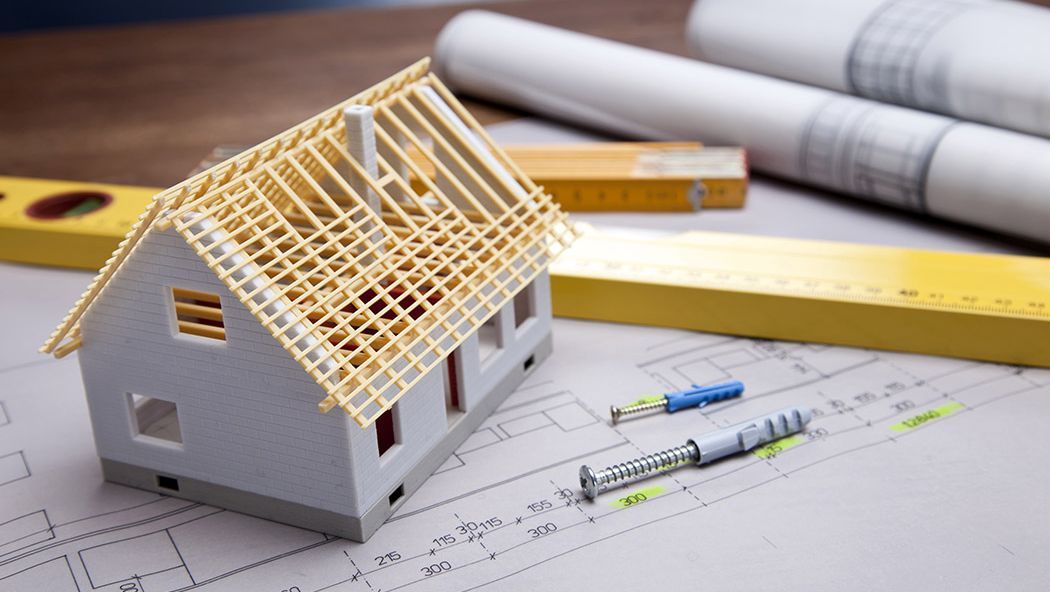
top-left (408, 142), bottom-right (748, 212)
top-left (499, 142), bottom-right (747, 211)
top-left (199, 143), bottom-right (749, 213)
top-left (550, 226), bottom-right (1050, 367)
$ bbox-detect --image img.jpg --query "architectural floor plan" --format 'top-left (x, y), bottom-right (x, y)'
top-left (3, 259), bottom-right (1050, 590)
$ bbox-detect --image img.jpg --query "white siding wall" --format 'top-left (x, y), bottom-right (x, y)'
top-left (349, 271), bottom-right (552, 513)
top-left (456, 271), bottom-right (552, 411)
top-left (78, 228), bottom-right (365, 515)
top-left (345, 368), bottom-right (446, 513)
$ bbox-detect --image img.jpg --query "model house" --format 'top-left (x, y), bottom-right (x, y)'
top-left (41, 58), bottom-right (573, 542)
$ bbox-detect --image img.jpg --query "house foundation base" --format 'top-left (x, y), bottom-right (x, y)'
top-left (100, 333), bottom-right (553, 542)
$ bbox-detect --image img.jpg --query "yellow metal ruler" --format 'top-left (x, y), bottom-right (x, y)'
top-left (550, 227), bottom-right (1050, 367)
top-left (0, 176), bottom-right (157, 269)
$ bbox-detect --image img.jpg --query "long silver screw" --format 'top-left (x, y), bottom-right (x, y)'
top-left (609, 399), bottom-right (667, 424)
top-left (579, 441), bottom-right (700, 498)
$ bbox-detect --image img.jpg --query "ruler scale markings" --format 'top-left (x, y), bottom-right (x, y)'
top-left (551, 228), bottom-right (1050, 367)
top-left (559, 256), bottom-right (1050, 320)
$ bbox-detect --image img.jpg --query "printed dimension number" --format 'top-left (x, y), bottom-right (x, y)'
top-left (421, 561), bottom-right (453, 577)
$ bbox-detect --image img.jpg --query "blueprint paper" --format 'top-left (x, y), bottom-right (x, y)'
top-left (435, 11), bottom-right (1050, 244)
top-left (4, 244), bottom-right (1050, 591)
top-left (686, 0), bottom-right (1050, 138)
top-left (4, 281), bottom-right (1050, 591)
top-left (4, 122), bottom-right (1050, 591)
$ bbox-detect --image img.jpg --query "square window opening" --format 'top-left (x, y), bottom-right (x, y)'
top-left (129, 393), bottom-right (183, 446)
top-left (388, 484), bottom-right (405, 508)
top-left (156, 475), bottom-right (180, 491)
top-left (376, 404), bottom-right (399, 458)
top-left (513, 283), bottom-right (536, 330)
top-left (443, 351), bottom-right (465, 428)
top-left (523, 354), bottom-right (536, 373)
top-left (171, 287), bottom-right (226, 342)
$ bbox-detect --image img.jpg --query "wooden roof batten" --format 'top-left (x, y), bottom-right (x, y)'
top-left (41, 58), bottom-right (575, 428)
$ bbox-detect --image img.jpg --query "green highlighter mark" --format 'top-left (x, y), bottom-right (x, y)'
top-left (627, 394), bottom-right (666, 406)
top-left (890, 401), bottom-right (965, 432)
top-left (752, 434), bottom-right (804, 459)
top-left (609, 485), bottom-right (665, 508)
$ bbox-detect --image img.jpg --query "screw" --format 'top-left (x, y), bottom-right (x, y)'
top-left (608, 381), bottom-right (745, 424)
top-left (581, 406), bottom-right (813, 499)
top-left (609, 398), bottom-right (667, 424)
top-left (579, 441), bottom-right (700, 498)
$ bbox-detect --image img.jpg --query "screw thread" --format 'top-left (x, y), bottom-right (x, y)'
top-left (610, 399), bottom-right (667, 423)
top-left (592, 442), bottom-right (699, 489)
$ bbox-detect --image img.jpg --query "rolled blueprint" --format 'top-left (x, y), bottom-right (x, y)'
top-left (686, 0), bottom-right (1050, 138)
top-left (435, 11), bottom-right (1050, 243)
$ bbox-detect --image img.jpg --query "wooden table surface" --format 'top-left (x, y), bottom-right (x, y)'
top-left (0, 0), bottom-right (696, 187)
top-left (3, 0), bottom-right (1047, 188)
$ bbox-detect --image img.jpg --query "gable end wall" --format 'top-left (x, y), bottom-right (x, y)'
top-left (76, 227), bottom-right (359, 515)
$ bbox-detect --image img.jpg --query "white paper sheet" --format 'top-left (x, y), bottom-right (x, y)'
top-left (686, 0), bottom-right (1050, 138)
top-left (3, 263), bottom-right (1050, 591)
top-left (434, 11), bottom-right (1050, 244)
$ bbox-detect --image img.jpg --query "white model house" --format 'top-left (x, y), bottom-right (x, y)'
top-left (41, 59), bottom-right (573, 542)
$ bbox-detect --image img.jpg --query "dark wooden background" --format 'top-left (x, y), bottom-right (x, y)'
top-left (1, 0), bottom-right (1047, 187)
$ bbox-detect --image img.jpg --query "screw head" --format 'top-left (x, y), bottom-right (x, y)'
top-left (609, 405), bottom-right (623, 425)
top-left (579, 465), bottom-right (599, 499)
